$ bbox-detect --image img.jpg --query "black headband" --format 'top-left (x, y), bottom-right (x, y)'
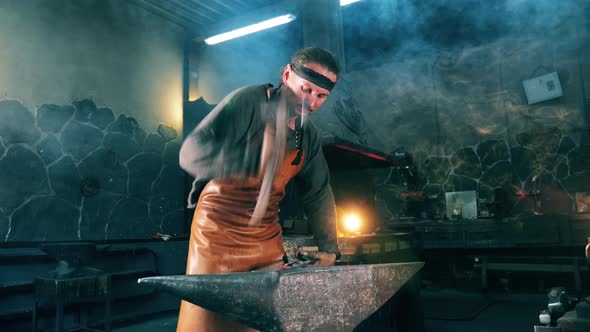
top-left (290, 62), bottom-right (336, 91)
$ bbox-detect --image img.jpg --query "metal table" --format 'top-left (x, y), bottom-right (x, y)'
top-left (33, 272), bottom-right (111, 332)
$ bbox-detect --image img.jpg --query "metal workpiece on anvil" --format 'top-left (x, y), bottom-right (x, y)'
top-left (137, 262), bottom-right (423, 332)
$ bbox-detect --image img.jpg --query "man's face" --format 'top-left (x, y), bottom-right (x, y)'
top-left (282, 62), bottom-right (337, 116)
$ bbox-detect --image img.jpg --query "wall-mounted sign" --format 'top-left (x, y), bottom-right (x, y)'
top-left (522, 72), bottom-right (563, 104)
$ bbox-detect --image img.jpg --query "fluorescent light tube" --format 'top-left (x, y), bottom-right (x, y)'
top-left (204, 14), bottom-right (296, 45)
top-left (340, 0), bottom-right (362, 6)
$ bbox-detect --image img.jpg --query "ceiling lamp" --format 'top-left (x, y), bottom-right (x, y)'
top-left (340, 0), bottom-right (362, 6)
top-left (204, 14), bottom-right (296, 45)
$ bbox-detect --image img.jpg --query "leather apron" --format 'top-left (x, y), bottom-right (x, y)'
top-left (177, 148), bottom-right (305, 332)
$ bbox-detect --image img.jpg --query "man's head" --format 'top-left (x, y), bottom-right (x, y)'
top-left (282, 47), bottom-right (340, 115)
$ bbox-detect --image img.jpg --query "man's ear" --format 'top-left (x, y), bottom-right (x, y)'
top-left (282, 64), bottom-right (291, 84)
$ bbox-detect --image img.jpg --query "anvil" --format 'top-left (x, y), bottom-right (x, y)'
top-left (138, 262), bottom-right (423, 331)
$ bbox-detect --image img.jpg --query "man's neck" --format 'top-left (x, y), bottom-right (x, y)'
top-left (289, 117), bottom-right (297, 130)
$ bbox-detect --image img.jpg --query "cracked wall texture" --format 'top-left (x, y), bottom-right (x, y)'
top-left (0, 0), bottom-right (186, 241)
top-left (0, 99), bottom-right (185, 241)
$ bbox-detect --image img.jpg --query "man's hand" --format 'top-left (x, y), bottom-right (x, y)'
top-left (305, 252), bottom-right (337, 267)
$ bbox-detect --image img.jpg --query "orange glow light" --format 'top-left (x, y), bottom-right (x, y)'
top-left (343, 213), bottom-right (362, 233)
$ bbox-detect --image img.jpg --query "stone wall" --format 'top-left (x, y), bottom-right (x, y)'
top-left (0, 99), bottom-right (185, 241)
top-left (309, 0), bottom-right (590, 221)
top-left (370, 128), bottom-right (587, 220)
top-left (0, 0), bottom-right (186, 242)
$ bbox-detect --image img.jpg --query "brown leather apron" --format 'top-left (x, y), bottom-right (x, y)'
top-left (177, 148), bottom-right (304, 332)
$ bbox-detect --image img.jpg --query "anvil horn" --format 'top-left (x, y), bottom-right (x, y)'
top-left (138, 270), bottom-right (281, 327)
top-left (138, 262), bottom-right (423, 331)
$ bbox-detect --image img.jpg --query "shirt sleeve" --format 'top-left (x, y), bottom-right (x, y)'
top-left (295, 122), bottom-right (339, 253)
top-left (179, 86), bottom-right (264, 183)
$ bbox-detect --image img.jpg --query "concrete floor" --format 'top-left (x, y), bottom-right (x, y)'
top-left (422, 289), bottom-right (546, 332)
top-left (111, 288), bottom-right (548, 332)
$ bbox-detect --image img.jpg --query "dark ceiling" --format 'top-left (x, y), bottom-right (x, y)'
top-left (131, 0), bottom-right (277, 33)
